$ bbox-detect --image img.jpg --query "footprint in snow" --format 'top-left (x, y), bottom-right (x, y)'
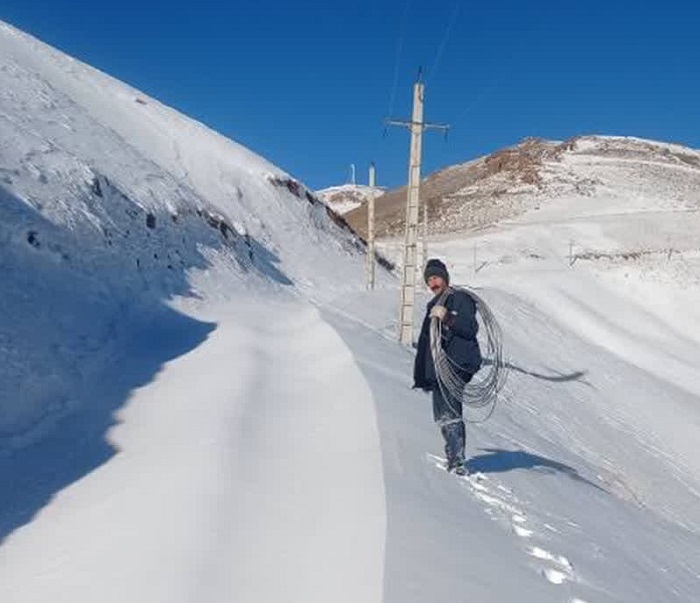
top-left (427, 453), bottom-right (584, 594)
top-left (529, 546), bottom-right (573, 570)
top-left (511, 514), bottom-right (533, 539)
top-left (527, 545), bottom-right (576, 586)
top-left (427, 453), bottom-right (524, 518)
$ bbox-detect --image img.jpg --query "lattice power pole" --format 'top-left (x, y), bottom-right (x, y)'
top-left (387, 77), bottom-right (449, 344)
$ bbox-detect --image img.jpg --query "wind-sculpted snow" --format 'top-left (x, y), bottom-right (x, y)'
top-left (0, 19), bottom-right (374, 448)
top-left (0, 19), bottom-right (383, 566)
top-left (0, 299), bottom-right (386, 603)
top-left (0, 79), bottom-right (252, 443)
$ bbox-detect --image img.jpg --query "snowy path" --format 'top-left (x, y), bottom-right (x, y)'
top-left (324, 287), bottom-right (700, 603)
top-left (0, 297), bottom-right (386, 603)
top-left (219, 299), bottom-right (386, 603)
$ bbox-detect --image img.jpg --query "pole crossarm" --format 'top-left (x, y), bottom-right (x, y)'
top-left (385, 119), bottom-right (450, 133)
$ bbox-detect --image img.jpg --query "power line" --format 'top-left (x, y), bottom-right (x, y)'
top-left (425, 0), bottom-right (463, 83)
top-left (386, 0), bottom-right (413, 120)
top-left (448, 22), bottom-right (536, 129)
top-left (449, 52), bottom-right (520, 128)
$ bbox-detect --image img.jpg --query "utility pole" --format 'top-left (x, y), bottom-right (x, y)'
top-left (421, 195), bottom-right (428, 271)
top-left (387, 75), bottom-right (449, 345)
top-left (367, 161), bottom-right (376, 290)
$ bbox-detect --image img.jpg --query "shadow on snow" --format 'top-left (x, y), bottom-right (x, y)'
top-left (0, 308), bottom-right (215, 544)
top-left (466, 447), bottom-right (607, 492)
top-left (482, 357), bottom-right (592, 386)
top-left (0, 181), bottom-right (293, 544)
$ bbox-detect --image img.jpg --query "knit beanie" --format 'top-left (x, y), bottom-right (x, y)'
top-left (424, 258), bottom-right (449, 284)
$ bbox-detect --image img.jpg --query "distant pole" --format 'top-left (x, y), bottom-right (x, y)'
top-left (421, 199), bottom-right (428, 270)
top-left (369, 161), bottom-right (376, 188)
top-left (367, 162), bottom-right (376, 290)
top-left (387, 76), bottom-right (449, 344)
top-left (350, 163), bottom-right (356, 186)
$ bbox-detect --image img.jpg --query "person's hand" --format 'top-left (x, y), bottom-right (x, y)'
top-left (429, 305), bottom-right (448, 321)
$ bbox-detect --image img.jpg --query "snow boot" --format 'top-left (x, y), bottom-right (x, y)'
top-left (441, 420), bottom-right (466, 475)
top-left (452, 464), bottom-right (468, 477)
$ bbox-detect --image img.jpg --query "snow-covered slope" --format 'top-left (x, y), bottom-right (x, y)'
top-left (347, 135), bottom-right (700, 240)
top-left (367, 137), bottom-right (700, 600)
top-left (316, 183), bottom-right (383, 215)
top-left (0, 20), bottom-right (372, 443)
top-left (2, 18), bottom-right (700, 603)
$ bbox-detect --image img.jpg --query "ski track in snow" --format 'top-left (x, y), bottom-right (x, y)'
top-left (427, 453), bottom-right (588, 600)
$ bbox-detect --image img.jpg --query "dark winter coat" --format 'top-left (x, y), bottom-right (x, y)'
top-left (413, 287), bottom-right (482, 390)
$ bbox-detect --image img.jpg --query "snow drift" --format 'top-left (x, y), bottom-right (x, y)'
top-left (0, 19), bottom-right (370, 444)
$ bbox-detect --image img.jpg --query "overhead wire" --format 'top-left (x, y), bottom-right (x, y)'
top-left (385, 2), bottom-right (534, 132)
top-left (425, 0), bottom-right (463, 83)
top-left (386, 0), bottom-right (413, 120)
top-left (448, 14), bottom-right (538, 130)
top-left (448, 45), bottom-right (523, 127)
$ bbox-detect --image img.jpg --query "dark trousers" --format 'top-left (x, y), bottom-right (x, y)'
top-left (432, 387), bottom-right (465, 467)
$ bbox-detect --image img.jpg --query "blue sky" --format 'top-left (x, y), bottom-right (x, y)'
top-left (2, 1), bottom-right (700, 190)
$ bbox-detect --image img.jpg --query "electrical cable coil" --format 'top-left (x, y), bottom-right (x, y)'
top-left (429, 286), bottom-right (508, 421)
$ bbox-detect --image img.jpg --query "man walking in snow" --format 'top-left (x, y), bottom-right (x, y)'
top-left (413, 259), bottom-right (482, 475)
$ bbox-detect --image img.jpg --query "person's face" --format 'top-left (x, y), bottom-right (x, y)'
top-left (427, 275), bottom-right (448, 295)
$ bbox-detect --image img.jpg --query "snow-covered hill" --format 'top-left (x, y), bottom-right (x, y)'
top-left (1, 18), bottom-right (700, 603)
top-left (347, 135), bottom-right (700, 240)
top-left (0, 20), bottom-right (373, 443)
top-left (316, 183), bottom-right (383, 215)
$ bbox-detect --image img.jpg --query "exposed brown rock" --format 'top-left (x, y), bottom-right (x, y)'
top-left (343, 135), bottom-right (700, 239)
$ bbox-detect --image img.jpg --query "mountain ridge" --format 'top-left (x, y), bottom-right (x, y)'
top-left (343, 134), bottom-right (700, 239)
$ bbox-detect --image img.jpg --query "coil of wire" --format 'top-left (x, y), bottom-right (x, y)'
top-left (429, 286), bottom-right (508, 421)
